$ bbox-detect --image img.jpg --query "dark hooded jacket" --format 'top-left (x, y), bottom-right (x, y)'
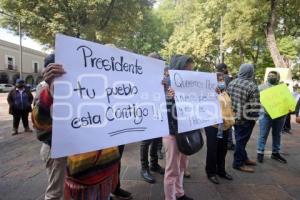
top-left (166, 55), bottom-right (192, 134)
top-left (7, 87), bottom-right (33, 115)
top-left (227, 64), bottom-right (260, 122)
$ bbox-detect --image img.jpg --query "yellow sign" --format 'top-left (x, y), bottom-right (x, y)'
top-left (260, 84), bottom-right (297, 119)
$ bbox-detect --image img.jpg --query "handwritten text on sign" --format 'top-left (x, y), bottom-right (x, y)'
top-left (52, 34), bottom-right (169, 158)
top-left (169, 70), bottom-right (222, 133)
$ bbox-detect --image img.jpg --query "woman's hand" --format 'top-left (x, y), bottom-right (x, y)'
top-left (215, 87), bottom-right (221, 94)
top-left (167, 88), bottom-right (175, 98)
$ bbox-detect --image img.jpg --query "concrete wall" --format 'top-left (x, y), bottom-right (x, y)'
top-left (0, 39), bottom-right (47, 86)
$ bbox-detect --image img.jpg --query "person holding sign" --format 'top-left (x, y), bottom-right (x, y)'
top-left (32, 54), bottom-right (120, 200)
top-left (32, 54), bottom-right (67, 200)
top-left (257, 71), bottom-right (287, 164)
top-left (227, 64), bottom-right (260, 173)
top-left (140, 52), bottom-right (165, 184)
top-left (163, 55), bottom-right (194, 200)
top-left (204, 72), bottom-right (235, 184)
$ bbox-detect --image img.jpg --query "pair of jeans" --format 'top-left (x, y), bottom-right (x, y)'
top-left (257, 113), bottom-right (286, 154)
top-left (233, 120), bottom-right (256, 168)
top-left (205, 126), bottom-right (229, 177)
top-left (140, 138), bottom-right (161, 169)
top-left (13, 112), bottom-right (29, 129)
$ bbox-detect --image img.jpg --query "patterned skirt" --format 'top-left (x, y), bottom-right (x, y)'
top-left (64, 163), bottom-right (119, 200)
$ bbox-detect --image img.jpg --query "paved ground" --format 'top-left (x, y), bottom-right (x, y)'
top-left (1, 92), bottom-right (300, 200)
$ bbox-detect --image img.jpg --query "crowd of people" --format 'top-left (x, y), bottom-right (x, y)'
top-left (6, 50), bottom-right (300, 200)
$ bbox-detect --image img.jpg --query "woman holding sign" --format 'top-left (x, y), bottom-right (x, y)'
top-left (204, 72), bottom-right (235, 184)
top-left (163, 55), bottom-right (194, 200)
top-left (32, 54), bottom-right (120, 200)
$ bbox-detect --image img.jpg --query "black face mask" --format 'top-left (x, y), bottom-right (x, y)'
top-left (268, 77), bottom-right (278, 85)
top-left (16, 84), bottom-right (24, 89)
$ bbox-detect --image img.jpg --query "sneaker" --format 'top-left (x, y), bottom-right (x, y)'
top-left (112, 188), bottom-right (133, 200)
top-left (257, 153), bottom-right (264, 163)
top-left (271, 153), bottom-right (287, 164)
top-left (177, 195), bottom-right (194, 200)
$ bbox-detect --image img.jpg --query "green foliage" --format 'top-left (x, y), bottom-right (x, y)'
top-left (0, 0), bottom-right (153, 46)
top-left (116, 10), bottom-right (169, 55)
top-left (1, 0), bottom-right (299, 81)
top-left (158, 0), bottom-right (300, 82)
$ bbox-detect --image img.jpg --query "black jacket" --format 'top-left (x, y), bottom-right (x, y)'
top-left (166, 55), bottom-right (192, 135)
top-left (7, 88), bottom-right (33, 115)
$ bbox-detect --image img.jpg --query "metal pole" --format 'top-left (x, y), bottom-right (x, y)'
top-left (18, 21), bottom-right (23, 79)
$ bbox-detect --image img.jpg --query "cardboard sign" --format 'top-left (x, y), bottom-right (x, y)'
top-left (52, 34), bottom-right (169, 158)
top-left (169, 70), bottom-right (222, 133)
top-left (260, 84), bottom-right (297, 119)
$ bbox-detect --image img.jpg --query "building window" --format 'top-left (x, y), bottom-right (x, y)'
top-left (33, 61), bottom-right (39, 73)
top-left (5, 55), bottom-right (15, 70)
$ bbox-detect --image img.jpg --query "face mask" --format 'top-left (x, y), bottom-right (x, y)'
top-left (268, 77), bottom-right (278, 85)
top-left (218, 82), bottom-right (226, 91)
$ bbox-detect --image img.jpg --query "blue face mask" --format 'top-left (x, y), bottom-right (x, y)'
top-left (218, 82), bottom-right (226, 91)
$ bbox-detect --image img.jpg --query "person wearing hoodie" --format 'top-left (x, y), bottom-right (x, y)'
top-left (163, 54), bottom-right (194, 200)
top-left (257, 71), bottom-right (287, 164)
top-left (227, 64), bottom-right (260, 173)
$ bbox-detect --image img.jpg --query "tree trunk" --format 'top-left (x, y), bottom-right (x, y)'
top-left (265, 0), bottom-right (287, 68)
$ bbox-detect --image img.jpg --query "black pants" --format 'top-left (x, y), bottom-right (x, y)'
top-left (284, 113), bottom-right (291, 131)
top-left (140, 138), bottom-right (161, 169)
top-left (205, 126), bottom-right (229, 177)
top-left (13, 112), bottom-right (29, 129)
top-left (157, 137), bottom-right (163, 151)
top-left (114, 145), bottom-right (125, 192)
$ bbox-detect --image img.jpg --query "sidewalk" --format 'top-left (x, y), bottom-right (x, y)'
top-left (1, 92), bottom-right (300, 200)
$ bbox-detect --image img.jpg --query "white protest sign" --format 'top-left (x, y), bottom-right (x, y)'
top-left (169, 70), bottom-right (222, 133)
top-left (52, 34), bottom-right (169, 158)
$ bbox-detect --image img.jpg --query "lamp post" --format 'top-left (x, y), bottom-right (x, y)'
top-left (0, 10), bottom-right (23, 79)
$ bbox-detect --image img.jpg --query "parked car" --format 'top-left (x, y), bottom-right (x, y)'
top-left (0, 84), bottom-right (14, 92)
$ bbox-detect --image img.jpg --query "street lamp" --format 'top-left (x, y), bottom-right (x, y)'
top-left (0, 10), bottom-right (23, 79)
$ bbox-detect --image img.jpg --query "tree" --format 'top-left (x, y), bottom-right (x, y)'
top-left (116, 9), bottom-right (169, 55)
top-left (0, 0), bottom-right (154, 46)
top-left (265, 0), bottom-right (287, 67)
